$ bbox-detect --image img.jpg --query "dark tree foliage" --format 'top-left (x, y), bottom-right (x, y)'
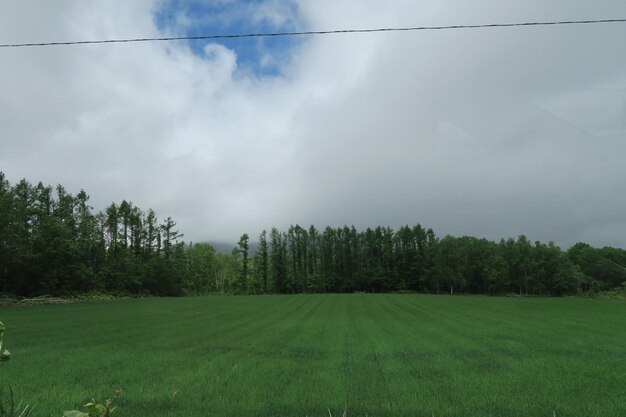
top-left (258, 230), bottom-right (269, 293)
top-left (1, 172), bottom-right (624, 298)
top-left (0, 173), bottom-right (185, 297)
top-left (237, 233), bottom-right (250, 293)
top-left (567, 242), bottom-right (626, 291)
top-left (253, 224), bottom-right (625, 296)
top-left (269, 228), bottom-right (288, 294)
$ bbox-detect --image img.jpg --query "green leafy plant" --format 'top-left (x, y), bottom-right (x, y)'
top-left (0, 322), bottom-right (11, 363)
top-left (0, 322), bottom-right (32, 417)
top-left (0, 387), bottom-right (32, 417)
top-left (63, 389), bottom-right (121, 417)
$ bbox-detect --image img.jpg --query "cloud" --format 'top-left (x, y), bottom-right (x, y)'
top-left (250, 0), bottom-right (299, 28)
top-left (283, 0), bottom-right (626, 248)
top-left (0, 0), bottom-right (625, 248)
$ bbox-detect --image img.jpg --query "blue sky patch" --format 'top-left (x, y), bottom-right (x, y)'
top-left (155, 0), bottom-right (304, 77)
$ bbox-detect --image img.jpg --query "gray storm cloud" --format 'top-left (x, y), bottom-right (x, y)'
top-left (0, 0), bottom-right (625, 248)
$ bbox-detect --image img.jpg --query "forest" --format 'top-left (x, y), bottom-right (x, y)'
top-left (1, 172), bottom-right (625, 297)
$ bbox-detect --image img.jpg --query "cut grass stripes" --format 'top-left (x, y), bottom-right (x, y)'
top-left (0, 294), bottom-right (624, 417)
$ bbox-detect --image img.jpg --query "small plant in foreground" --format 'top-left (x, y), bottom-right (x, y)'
top-left (0, 322), bottom-right (11, 363)
top-left (327, 406), bottom-right (347, 417)
top-left (0, 322), bottom-right (32, 417)
top-left (0, 387), bottom-right (32, 417)
top-left (63, 389), bottom-right (121, 417)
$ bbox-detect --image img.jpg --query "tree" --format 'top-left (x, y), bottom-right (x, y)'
top-left (118, 200), bottom-right (131, 249)
top-left (75, 189), bottom-right (105, 291)
top-left (287, 226), bottom-right (298, 293)
top-left (0, 172), bottom-right (188, 297)
top-left (258, 230), bottom-right (269, 293)
top-left (142, 209), bottom-right (157, 259)
top-left (0, 173), bottom-right (13, 293)
top-left (214, 251), bottom-right (240, 294)
top-left (515, 235), bottom-right (534, 295)
top-left (432, 236), bottom-right (469, 295)
top-left (484, 254), bottom-right (507, 295)
top-left (161, 217), bottom-right (183, 260)
top-left (104, 203), bottom-right (119, 254)
top-left (270, 228), bottom-right (287, 293)
top-left (534, 241), bottom-right (576, 296)
top-left (129, 205), bottom-right (143, 258)
top-left (319, 227), bottom-right (336, 292)
top-left (0, 171), bottom-right (613, 298)
top-left (185, 243), bottom-right (218, 294)
top-left (361, 227), bottom-right (381, 292)
top-left (394, 225), bottom-right (418, 290)
top-left (307, 225), bottom-right (319, 278)
top-left (237, 233), bottom-right (250, 293)
top-left (6, 179), bottom-right (35, 295)
top-left (298, 226), bottom-right (309, 292)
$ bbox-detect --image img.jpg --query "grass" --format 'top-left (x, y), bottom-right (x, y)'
top-left (0, 294), bottom-right (625, 417)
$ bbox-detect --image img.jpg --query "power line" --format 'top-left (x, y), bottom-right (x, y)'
top-left (1, 18), bottom-right (626, 49)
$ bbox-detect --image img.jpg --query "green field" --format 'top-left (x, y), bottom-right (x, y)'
top-left (1, 294), bottom-right (624, 417)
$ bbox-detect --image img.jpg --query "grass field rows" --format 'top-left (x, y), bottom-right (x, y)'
top-left (1, 294), bottom-right (624, 417)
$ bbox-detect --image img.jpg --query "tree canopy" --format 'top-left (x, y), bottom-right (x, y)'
top-left (1, 172), bottom-right (624, 297)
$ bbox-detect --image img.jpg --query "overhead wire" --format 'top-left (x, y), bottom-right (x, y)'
top-left (1, 18), bottom-right (625, 49)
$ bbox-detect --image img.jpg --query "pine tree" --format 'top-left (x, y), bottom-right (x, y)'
top-left (258, 230), bottom-right (268, 293)
top-left (237, 233), bottom-right (250, 293)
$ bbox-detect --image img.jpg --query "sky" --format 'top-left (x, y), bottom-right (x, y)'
top-left (1, 1), bottom-right (626, 248)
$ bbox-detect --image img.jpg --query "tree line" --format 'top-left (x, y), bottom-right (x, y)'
top-left (236, 225), bottom-right (626, 296)
top-left (0, 172), bottom-right (196, 296)
top-left (1, 172), bottom-right (625, 297)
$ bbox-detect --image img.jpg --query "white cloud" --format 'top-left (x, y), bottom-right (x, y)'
top-left (251, 0), bottom-right (299, 28)
top-left (1, 0), bottom-right (625, 248)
